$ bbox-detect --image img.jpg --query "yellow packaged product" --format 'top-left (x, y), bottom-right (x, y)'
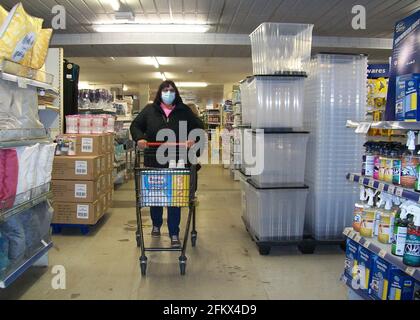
top-left (20, 28), bottom-right (53, 69)
top-left (0, 3), bottom-right (43, 65)
top-left (0, 5), bottom-right (8, 25)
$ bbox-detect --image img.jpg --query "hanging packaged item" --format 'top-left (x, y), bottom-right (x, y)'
top-left (0, 3), bottom-right (43, 65)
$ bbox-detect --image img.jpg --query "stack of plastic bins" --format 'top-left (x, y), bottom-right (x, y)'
top-left (239, 78), bottom-right (252, 126)
top-left (303, 53), bottom-right (367, 241)
top-left (239, 23), bottom-right (313, 249)
top-left (250, 23), bottom-right (313, 75)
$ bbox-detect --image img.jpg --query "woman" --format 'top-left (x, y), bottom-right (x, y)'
top-left (130, 80), bottom-right (204, 248)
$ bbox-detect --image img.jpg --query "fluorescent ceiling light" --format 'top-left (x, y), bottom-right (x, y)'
top-left (176, 82), bottom-right (208, 88)
top-left (151, 57), bottom-right (159, 69)
top-left (93, 24), bottom-right (210, 33)
top-left (161, 72), bottom-right (167, 81)
top-left (109, 0), bottom-right (120, 11)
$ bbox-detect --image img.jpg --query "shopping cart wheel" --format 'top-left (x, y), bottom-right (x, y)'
top-left (258, 245), bottom-right (271, 256)
top-left (140, 256), bottom-right (147, 276)
top-left (179, 256), bottom-right (187, 275)
top-left (191, 231), bottom-right (198, 247)
top-left (135, 231), bottom-right (141, 247)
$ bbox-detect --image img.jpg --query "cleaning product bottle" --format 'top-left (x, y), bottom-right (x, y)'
top-left (378, 195), bottom-right (396, 244)
top-left (353, 186), bottom-right (367, 232)
top-left (374, 191), bottom-right (386, 237)
top-left (360, 189), bottom-right (377, 238)
top-left (384, 149), bottom-right (395, 183)
top-left (379, 147), bottom-right (387, 181)
top-left (362, 142), bottom-right (375, 177)
top-left (403, 210), bottom-right (420, 267)
top-left (393, 146), bottom-right (403, 185)
top-left (373, 143), bottom-right (381, 180)
top-left (401, 131), bottom-right (418, 189)
top-left (392, 201), bottom-right (415, 256)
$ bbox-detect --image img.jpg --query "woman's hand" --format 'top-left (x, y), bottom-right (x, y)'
top-left (186, 140), bottom-right (195, 148)
top-left (137, 139), bottom-right (148, 150)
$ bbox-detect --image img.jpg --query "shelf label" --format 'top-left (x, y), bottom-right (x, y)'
top-left (378, 249), bottom-right (387, 259)
top-left (75, 161), bottom-right (88, 175)
top-left (406, 267), bottom-right (416, 277)
top-left (77, 204), bottom-right (89, 219)
top-left (349, 230), bottom-right (356, 239)
top-left (395, 187), bottom-right (404, 197)
top-left (81, 138), bottom-right (93, 153)
top-left (38, 105), bottom-right (46, 110)
top-left (363, 240), bottom-right (371, 248)
top-left (354, 234), bottom-right (362, 242)
top-left (17, 77), bottom-right (28, 89)
top-left (378, 183), bottom-right (385, 191)
top-left (349, 174), bottom-right (355, 182)
top-left (388, 185), bottom-right (396, 195)
top-left (75, 184), bottom-right (87, 199)
top-left (368, 180), bottom-right (375, 188)
top-left (344, 228), bottom-right (351, 236)
top-left (355, 122), bottom-right (371, 134)
top-left (358, 178), bottom-right (364, 185)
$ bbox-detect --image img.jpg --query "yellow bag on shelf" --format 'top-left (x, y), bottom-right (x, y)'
top-left (21, 28), bottom-right (53, 70)
top-left (0, 3), bottom-right (43, 65)
top-left (0, 5), bottom-right (8, 25)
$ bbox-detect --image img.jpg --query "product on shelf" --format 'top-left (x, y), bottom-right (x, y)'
top-left (401, 153), bottom-right (419, 188)
top-left (395, 73), bottom-right (420, 122)
top-left (403, 211), bottom-right (420, 267)
top-left (0, 3), bottom-right (42, 65)
top-left (65, 114), bottom-right (115, 134)
top-left (392, 201), bottom-right (415, 256)
top-left (370, 256), bottom-right (396, 300)
top-left (357, 245), bottom-right (375, 293)
top-left (249, 22), bottom-right (313, 75)
top-left (388, 268), bottom-right (415, 300)
top-left (344, 238), bottom-right (359, 279)
top-left (78, 89), bottom-right (114, 111)
top-left (352, 186), bottom-right (367, 232)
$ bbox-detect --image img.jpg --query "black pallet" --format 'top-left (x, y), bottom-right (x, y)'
top-left (242, 216), bottom-right (346, 255)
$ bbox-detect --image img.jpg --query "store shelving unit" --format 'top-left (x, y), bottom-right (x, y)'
top-left (0, 60), bottom-right (56, 288)
top-left (346, 120), bottom-right (420, 131)
top-left (340, 273), bottom-right (377, 300)
top-left (343, 227), bottom-right (420, 281)
top-left (346, 173), bottom-right (420, 202)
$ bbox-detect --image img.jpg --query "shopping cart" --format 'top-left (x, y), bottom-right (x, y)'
top-left (134, 142), bottom-right (198, 276)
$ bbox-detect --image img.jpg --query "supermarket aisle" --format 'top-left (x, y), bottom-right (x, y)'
top-left (0, 165), bottom-right (347, 300)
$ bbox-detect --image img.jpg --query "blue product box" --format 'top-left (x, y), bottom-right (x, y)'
top-left (369, 256), bottom-right (397, 300)
top-left (141, 172), bottom-right (172, 206)
top-left (395, 73), bottom-right (420, 121)
top-left (344, 238), bottom-right (359, 280)
top-left (357, 246), bottom-right (374, 293)
top-left (388, 268), bottom-right (415, 300)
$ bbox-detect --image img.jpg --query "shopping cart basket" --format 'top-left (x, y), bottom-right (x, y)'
top-left (134, 142), bottom-right (197, 276)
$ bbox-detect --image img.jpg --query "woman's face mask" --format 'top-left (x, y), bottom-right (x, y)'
top-left (161, 89), bottom-right (176, 105)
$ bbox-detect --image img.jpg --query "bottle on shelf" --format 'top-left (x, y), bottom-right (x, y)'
top-left (403, 209), bottom-right (420, 267)
top-left (392, 201), bottom-right (415, 256)
top-left (353, 186), bottom-right (367, 232)
top-left (377, 194), bottom-right (396, 244)
top-left (360, 188), bottom-right (377, 238)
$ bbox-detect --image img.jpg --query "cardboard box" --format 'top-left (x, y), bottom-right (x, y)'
top-left (52, 200), bottom-right (102, 225)
top-left (344, 238), bottom-right (359, 280)
top-left (52, 156), bottom-right (101, 180)
top-left (99, 154), bottom-right (106, 174)
top-left (357, 246), bottom-right (375, 293)
top-left (104, 133), bottom-right (114, 152)
top-left (51, 179), bottom-right (101, 203)
top-left (107, 152), bottom-right (113, 171)
top-left (369, 256), bottom-right (396, 300)
top-left (58, 134), bottom-right (105, 156)
top-left (106, 189), bottom-right (113, 208)
top-left (388, 269), bottom-right (415, 300)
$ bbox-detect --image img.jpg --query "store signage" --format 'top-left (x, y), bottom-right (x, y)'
top-left (367, 64), bottom-right (390, 78)
top-left (385, 10), bottom-right (420, 120)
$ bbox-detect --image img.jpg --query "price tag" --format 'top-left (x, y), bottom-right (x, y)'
top-left (349, 174), bottom-right (355, 182)
top-left (363, 240), bottom-right (371, 248)
top-left (17, 77), bottom-right (28, 88)
top-left (406, 267), bottom-right (416, 277)
top-left (388, 185), bottom-right (396, 195)
top-left (354, 234), bottom-right (362, 242)
top-left (378, 183), bottom-right (385, 191)
top-left (344, 228), bottom-right (351, 236)
top-left (349, 230), bottom-right (356, 239)
top-left (38, 105), bottom-right (46, 110)
top-left (359, 178), bottom-right (364, 185)
top-left (368, 180), bottom-right (375, 188)
top-left (355, 122), bottom-right (371, 134)
top-left (378, 249), bottom-right (387, 259)
top-left (395, 187), bottom-right (404, 197)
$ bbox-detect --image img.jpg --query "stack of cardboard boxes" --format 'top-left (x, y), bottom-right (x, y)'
top-left (51, 133), bottom-right (115, 225)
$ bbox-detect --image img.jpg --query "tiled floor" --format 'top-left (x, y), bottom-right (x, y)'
top-left (0, 165), bottom-right (347, 300)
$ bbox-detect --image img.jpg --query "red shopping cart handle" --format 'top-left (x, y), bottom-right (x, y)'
top-left (146, 142), bottom-right (188, 147)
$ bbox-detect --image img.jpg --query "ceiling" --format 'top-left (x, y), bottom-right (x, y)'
top-left (1, 0), bottom-right (418, 37)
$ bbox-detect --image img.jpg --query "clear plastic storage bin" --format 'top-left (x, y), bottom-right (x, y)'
top-left (249, 131), bottom-right (309, 187)
top-left (250, 23), bottom-right (313, 75)
top-left (245, 76), bottom-right (306, 128)
top-left (239, 79), bottom-right (252, 126)
top-left (243, 180), bottom-right (308, 241)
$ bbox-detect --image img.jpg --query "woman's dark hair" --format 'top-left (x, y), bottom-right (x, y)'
top-left (153, 80), bottom-right (183, 105)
